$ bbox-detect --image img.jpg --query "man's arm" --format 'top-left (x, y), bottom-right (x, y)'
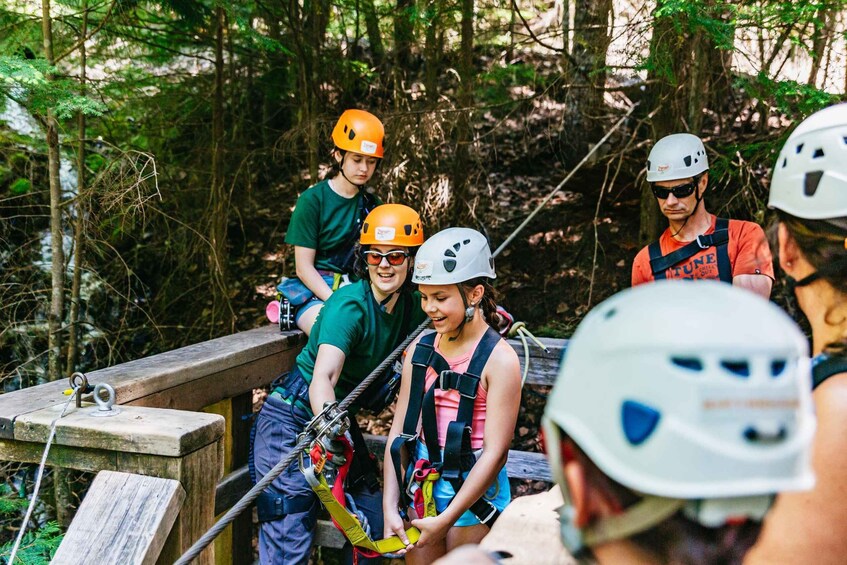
top-left (732, 274), bottom-right (773, 299)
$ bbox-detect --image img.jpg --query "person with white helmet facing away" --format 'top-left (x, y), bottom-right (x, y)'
top-left (279, 109), bottom-right (385, 335)
top-left (440, 281), bottom-right (815, 565)
top-left (382, 227), bottom-right (522, 562)
top-left (744, 103), bottom-right (847, 565)
top-left (631, 133), bottom-right (774, 298)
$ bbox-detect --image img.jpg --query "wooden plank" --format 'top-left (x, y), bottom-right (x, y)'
top-left (507, 336), bottom-right (566, 387)
top-left (52, 471), bottom-right (185, 565)
top-left (128, 347), bottom-right (298, 411)
top-left (214, 467), bottom-right (251, 516)
top-left (0, 438), bottom-right (117, 472)
top-left (15, 404), bottom-right (225, 457)
top-left (0, 326), bottom-right (304, 438)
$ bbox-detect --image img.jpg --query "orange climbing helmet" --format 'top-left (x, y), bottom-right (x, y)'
top-left (360, 204), bottom-right (424, 247)
top-left (332, 109), bottom-right (385, 158)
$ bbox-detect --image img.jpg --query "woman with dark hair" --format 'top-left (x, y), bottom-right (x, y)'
top-left (280, 109), bottom-right (384, 335)
top-left (744, 103), bottom-right (847, 564)
top-left (253, 204), bottom-right (426, 564)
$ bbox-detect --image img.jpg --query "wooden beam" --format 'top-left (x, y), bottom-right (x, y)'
top-left (0, 326), bottom-right (305, 438)
top-left (15, 404), bottom-right (225, 457)
top-left (52, 471), bottom-right (185, 565)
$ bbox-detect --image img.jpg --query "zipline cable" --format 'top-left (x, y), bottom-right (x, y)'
top-left (175, 104), bottom-right (636, 564)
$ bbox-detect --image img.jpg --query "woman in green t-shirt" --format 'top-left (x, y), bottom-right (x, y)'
top-left (253, 204), bottom-right (427, 564)
top-left (283, 109), bottom-right (385, 335)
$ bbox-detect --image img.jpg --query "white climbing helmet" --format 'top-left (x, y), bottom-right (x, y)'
top-left (769, 103), bottom-right (847, 219)
top-left (412, 227), bottom-right (496, 285)
top-left (646, 133), bottom-right (709, 182)
top-left (542, 281), bottom-right (815, 550)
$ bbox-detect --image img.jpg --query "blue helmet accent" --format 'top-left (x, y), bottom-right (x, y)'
top-left (621, 400), bottom-right (661, 446)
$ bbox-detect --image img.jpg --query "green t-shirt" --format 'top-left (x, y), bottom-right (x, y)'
top-left (296, 280), bottom-right (427, 406)
top-left (284, 179), bottom-right (368, 273)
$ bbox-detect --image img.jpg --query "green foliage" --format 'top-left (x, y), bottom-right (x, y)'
top-left (9, 178), bottom-right (31, 195)
top-left (84, 153), bottom-right (106, 173)
top-left (478, 64), bottom-right (545, 105)
top-left (736, 73), bottom-right (841, 117)
top-left (0, 56), bottom-right (107, 120)
top-left (0, 522), bottom-right (63, 564)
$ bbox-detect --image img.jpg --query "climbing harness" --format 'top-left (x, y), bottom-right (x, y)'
top-left (390, 326), bottom-right (503, 527)
top-left (177, 104), bottom-right (636, 565)
top-left (812, 353), bottom-right (847, 390)
top-left (301, 430), bottom-right (421, 561)
top-left (648, 217), bottom-right (731, 282)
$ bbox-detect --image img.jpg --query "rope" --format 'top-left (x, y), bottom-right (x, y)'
top-left (7, 388), bottom-right (79, 564)
top-left (175, 105), bottom-right (635, 564)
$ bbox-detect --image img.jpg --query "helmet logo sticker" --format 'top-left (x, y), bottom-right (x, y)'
top-left (360, 140), bottom-right (377, 154)
top-left (374, 226), bottom-right (396, 241)
top-left (658, 164), bottom-right (670, 172)
top-left (415, 260), bottom-right (433, 280)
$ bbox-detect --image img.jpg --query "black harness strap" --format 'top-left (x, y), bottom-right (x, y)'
top-left (400, 328), bottom-right (501, 527)
top-left (649, 218), bottom-right (732, 283)
top-left (812, 354), bottom-right (847, 390)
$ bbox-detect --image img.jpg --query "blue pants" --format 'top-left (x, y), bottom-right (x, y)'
top-left (252, 393), bottom-right (384, 564)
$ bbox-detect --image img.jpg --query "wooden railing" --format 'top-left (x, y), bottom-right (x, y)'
top-left (0, 325), bottom-right (563, 563)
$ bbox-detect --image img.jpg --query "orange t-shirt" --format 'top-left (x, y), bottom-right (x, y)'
top-left (631, 215), bottom-right (774, 285)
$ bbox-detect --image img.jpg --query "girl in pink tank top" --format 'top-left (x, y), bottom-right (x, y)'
top-left (383, 228), bottom-right (522, 564)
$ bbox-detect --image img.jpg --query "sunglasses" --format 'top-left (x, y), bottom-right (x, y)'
top-left (651, 179), bottom-right (699, 200)
top-left (363, 250), bottom-right (410, 266)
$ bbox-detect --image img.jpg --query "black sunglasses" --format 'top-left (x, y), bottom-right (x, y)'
top-left (651, 178), bottom-right (699, 200)
top-left (363, 250), bottom-right (409, 266)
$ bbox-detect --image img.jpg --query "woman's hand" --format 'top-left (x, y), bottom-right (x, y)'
top-left (383, 509), bottom-right (415, 554)
top-left (411, 515), bottom-right (451, 547)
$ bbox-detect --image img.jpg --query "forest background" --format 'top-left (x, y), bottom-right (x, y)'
top-left (1, 0), bottom-right (846, 559)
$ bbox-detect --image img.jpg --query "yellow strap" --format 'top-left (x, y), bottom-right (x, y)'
top-left (310, 472), bottom-right (421, 553)
top-left (419, 472), bottom-right (440, 519)
top-left (332, 273), bottom-right (343, 291)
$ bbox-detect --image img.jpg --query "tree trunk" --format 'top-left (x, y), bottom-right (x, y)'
top-left (67, 0), bottom-right (88, 377)
top-left (450, 0), bottom-right (474, 224)
top-left (41, 0), bottom-right (65, 382)
top-left (209, 6), bottom-right (232, 330)
top-left (807, 8), bottom-right (833, 87)
top-left (560, 0), bottom-right (612, 160)
top-left (394, 0), bottom-right (416, 69)
top-left (423, 0), bottom-right (442, 105)
top-left (361, 0), bottom-right (384, 66)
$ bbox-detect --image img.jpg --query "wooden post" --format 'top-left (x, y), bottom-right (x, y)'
top-left (12, 403), bottom-right (225, 564)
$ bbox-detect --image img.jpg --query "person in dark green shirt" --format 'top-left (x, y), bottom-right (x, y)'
top-left (283, 109), bottom-right (385, 335)
top-left (253, 204), bottom-right (426, 565)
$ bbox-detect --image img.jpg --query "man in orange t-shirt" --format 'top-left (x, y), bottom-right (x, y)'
top-left (631, 133), bottom-right (774, 298)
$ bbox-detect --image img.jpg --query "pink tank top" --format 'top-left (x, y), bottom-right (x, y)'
top-left (422, 333), bottom-right (489, 450)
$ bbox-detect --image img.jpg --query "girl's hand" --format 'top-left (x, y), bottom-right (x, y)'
top-left (384, 510), bottom-right (415, 554)
top-left (411, 515), bottom-right (451, 547)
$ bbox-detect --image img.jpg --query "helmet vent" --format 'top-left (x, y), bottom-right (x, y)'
top-left (404, 224), bottom-right (412, 236)
top-left (362, 222), bottom-right (370, 233)
top-left (721, 360), bottom-right (750, 378)
top-left (796, 143), bottom-right (804, 154)
top-left (771, 360), bottom-right (787, 377)
top-left (453, 242), bottom-right (461, 251)
top-left (444, 249), bottom-right (456, 258)
top-left (443, 259), bottom-right (457, 272)
top-left (348, 129), bottom-right (356, 140)
top-left (464, 239), bottom-right (471, 245)
top-left (671, 357), bottom-right (703, 372)
top-left (683, 156), bottom-right (692, 167)
top-left (604, 308), bottom-right (617, 319)
top-left (782, 157), bottom-right (788, 168)
top-left (804, 171), bottom-right (824, 196)
top-left (813, 148), bottom-right (825, 159)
